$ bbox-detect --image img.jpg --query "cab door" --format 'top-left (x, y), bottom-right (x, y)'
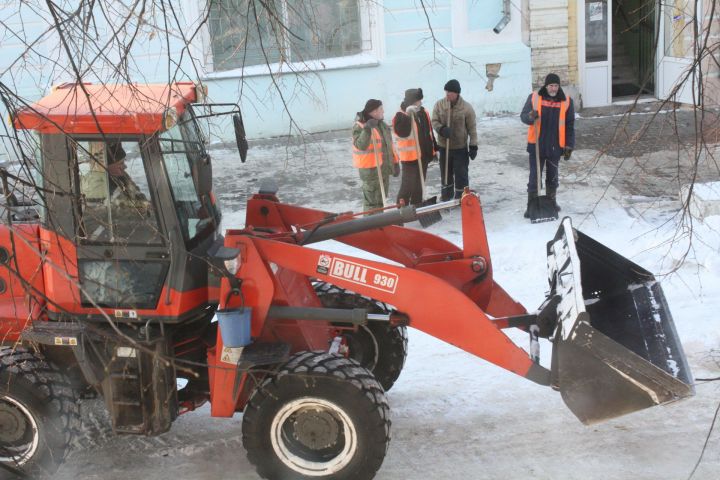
top-left (74, 138), bottom-right (170, 310)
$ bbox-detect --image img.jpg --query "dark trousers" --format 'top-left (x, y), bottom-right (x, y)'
top-left (397, 158), bottom-right (430, 207)
top-left (527, 150), bottom-right (560, 193)
top-left (438, 148), bottom-right (469, 200)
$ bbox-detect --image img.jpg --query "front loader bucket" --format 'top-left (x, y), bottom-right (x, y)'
top-left (547, 218), bottom-right (694, 425)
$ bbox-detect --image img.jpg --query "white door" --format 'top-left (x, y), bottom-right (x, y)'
top-left (658, 0), bottom-right (700, 104)
top-left (580, 0), bottom-right (612, 107)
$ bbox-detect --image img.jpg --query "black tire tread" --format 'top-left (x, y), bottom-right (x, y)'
top-left (313, 281), bottom-right (408, 390)
top-left (0, 346), bottom-right (80, 475)
top-left (243, 351), bottom-right (390, 480)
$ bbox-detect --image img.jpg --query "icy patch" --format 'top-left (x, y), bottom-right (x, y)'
top-left (680, 181), bottom-right (720, 221)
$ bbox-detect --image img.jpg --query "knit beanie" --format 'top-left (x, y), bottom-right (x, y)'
top-left (403, 88), bottom-right (423, 105)
top-left (362, 99), bottom-right (382, 118)
top-left (544, 73), bottom-right (561, 86)
top-left (107, 141), bottom-right (126, 163)
top-left (444, 79), bottom-right (461, 94)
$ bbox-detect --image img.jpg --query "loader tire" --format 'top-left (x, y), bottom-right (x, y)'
top-left (242, 351), bottom-right (390, 480)
top-left (0, 346), bottom-right (80, 478)
top-left (314, 282), bottom-right (408, 390)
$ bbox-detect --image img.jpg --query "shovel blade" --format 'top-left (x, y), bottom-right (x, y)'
top-left (547, 218), bottom-right (694, 424)
top-left (417, 196), bottom-right (442, 228)
top-left (530, 195), bottom-right (558, 223)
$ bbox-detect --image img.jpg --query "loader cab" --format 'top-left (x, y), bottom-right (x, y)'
top-left (15, 83), bottom-right (224, 320)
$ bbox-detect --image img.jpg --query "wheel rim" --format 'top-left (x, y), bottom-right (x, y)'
top-left (0, 396), bottom-right (40, 466)
top-left (270, 397), bottom-right (358, 476)
top-left (347, 325), bottom-right (379, 371)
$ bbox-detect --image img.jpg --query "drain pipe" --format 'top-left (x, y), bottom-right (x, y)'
top-left (493, 0), bottom-right (511, 34)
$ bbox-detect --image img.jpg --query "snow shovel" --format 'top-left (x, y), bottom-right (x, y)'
top-left (440, 102), bottom-right (454, 201)
top-left (371, 127), bottom-right (392, 208)
top-left (547, 218), bottom-right (694, 424)
top-left (528, 116), bottom-right (558, 223)
top-left (410, 110), bottom-right (441, 228)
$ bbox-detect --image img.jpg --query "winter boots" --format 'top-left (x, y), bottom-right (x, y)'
top-left (524, 191), bottom-right (537, 218)
top-left (547, 188), bottom-right (561, 212)
top-left (524, 190), bottom-right (560, 218)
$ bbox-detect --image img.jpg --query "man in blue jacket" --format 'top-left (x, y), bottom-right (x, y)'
top-left (520, 73), bottom-right (575, 217)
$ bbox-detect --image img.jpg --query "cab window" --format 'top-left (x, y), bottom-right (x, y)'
top-left (76, 140), bottom-right (162, 245)
top-left (160, 112), bottom-right (216, 244)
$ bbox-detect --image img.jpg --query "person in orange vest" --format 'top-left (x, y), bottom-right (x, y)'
top-left (352, 99), bottom-right (400, 211)
top-left (520, 73), bottom-right (575, 217)
top-left (391, 88), bottom-right (437, 206)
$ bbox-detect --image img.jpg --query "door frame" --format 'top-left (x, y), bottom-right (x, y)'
top-left (577, 0), bottom-right (613, 107)
top-left (656, 0), bottom-right (701, 104)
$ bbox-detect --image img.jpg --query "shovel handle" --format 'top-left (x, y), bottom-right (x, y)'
top-left (533, 97), bottom-right (542, 194)
top-left (371, 127), bottom-right (389, 206)
top-left (444, 101), bottom-right (453, 187)
top-left (409, 111), bottom-right (427, 198)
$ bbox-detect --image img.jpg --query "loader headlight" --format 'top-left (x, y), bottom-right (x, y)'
top-left (224, 257), bottom-right (239, 275)
top-left (163, 107), bottom-right (178, 130)
top-left (195, 84), bottom-right (208, 103)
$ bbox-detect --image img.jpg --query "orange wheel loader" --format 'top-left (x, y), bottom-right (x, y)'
top-left (0, 83), bottom-right (693, 479)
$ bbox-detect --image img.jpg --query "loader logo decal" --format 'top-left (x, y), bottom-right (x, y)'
top-left (316, 254), bottom-right (331, 275)
top-left (325, 257), bottom-right (399, 294)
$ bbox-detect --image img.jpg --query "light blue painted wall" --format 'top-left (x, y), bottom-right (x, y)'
top-left (0, 0), bottom-right (530, 142)
top-left (203, 0), bottom-right (529, 139)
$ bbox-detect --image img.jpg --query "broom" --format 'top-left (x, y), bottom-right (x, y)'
top-left (528, 114), bottom-right (559, 224)
top-left (410, 110), bottom-right (442, 227)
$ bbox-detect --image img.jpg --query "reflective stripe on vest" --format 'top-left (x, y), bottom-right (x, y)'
top-left (391, 109), bottom-right (433, 162)
top-left (352, 122), bottom-right (383, 168)
top-left (527, 92), bottom-right (570, 148)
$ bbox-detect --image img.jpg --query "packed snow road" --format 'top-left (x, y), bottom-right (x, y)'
top-left (53, 114), bottom-right (720, 480)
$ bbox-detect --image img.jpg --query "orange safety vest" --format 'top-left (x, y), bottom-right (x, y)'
top-left (352, 121), bottom-right (384, 168)
top-left (527, 92), bottom-right (571, 148)
top-left (392, 109), bottom-right (434, 162)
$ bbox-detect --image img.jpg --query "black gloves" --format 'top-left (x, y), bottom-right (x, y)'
top-left (439, 126), bottom-right (451, 138)
top-left (563, 147), bottom-right (573, 160)
top-left (468, 145), bottom-right (478, 160)
top-left (528, 110), bottom-right (539, 121)
top-left (392, 163), bottom-right (400, 177)
top-left (365, 118), bottom-right (379, 129)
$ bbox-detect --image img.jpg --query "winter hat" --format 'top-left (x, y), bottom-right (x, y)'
top-left (544, 73), bottom-right (561, 86)
top-left (106, 141), bottom-right (126, 163)
top-left (403, 88), bottom-right (423, 105)
top-left (362, 99), bottom-right (383, 118)
top-left (444, 79), bottom-right (461, 94)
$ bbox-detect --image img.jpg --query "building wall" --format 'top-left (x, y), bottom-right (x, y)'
top-left (0, 0), bottom-right (533, 142)
top-left (567, 0), bottom-right (579, 87)
top-left (198, 0), bottom-right (532, 138)
top-left (528, 0), bottom-right (570, 88)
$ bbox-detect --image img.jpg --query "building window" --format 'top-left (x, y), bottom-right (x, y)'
top-left (208, 0), bottom-right (362, 72)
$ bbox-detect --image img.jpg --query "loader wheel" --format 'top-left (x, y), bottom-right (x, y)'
top-left (242, 351), bottom-right (390, 480)
top-left (314, 282), bottom-right (408, 390)
top-left (0, 346), bottom-right (80, 478)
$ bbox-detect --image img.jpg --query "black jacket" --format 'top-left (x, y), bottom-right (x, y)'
top-left (392, 107), bottom-right (436, 161)
top-left (521, 87), bottom-right (575, 158)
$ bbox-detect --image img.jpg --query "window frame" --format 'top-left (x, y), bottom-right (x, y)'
top-left (72, 136), bottom-right (165, 247)
top-left (158, 109), bottom-right (218, 250)
top-left (183, 0), bottom-right (381, 78)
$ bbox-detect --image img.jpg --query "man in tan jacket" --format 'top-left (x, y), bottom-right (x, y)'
top-left (431, 79), bottom-right (478, 200)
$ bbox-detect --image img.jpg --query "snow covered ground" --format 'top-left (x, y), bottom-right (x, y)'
top-left (54, 115), bottom-right (720, 480)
